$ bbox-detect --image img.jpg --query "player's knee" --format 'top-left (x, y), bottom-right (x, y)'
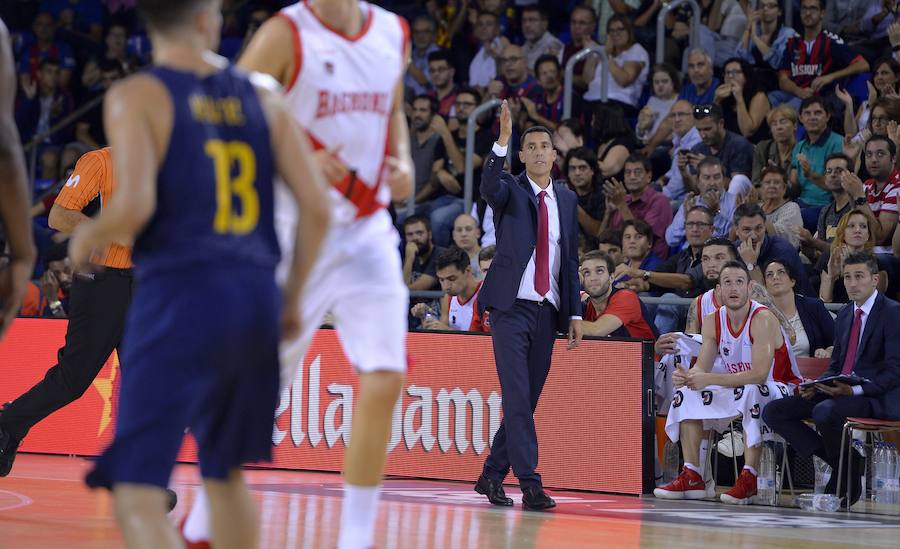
top-left (359, 370), bottom-right (404, 404)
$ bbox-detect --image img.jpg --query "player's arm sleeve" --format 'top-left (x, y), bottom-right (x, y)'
top-left (54, 151), bottom-right (104, 210)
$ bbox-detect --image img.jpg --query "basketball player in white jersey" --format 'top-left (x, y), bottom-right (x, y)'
top-left (411, 247), bottom-right (488, 332)
top-left (180, 2), bottom-right (413, 548)
top-left (655, 261), bottom-right (801, 505)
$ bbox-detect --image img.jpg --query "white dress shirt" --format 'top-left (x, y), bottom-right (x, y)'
top-left (849, 290), bottom-right (878, 396)
top-left (469, 40), bottom-right (500, 88)
top-left (492, 142), bottom-right (576, 317)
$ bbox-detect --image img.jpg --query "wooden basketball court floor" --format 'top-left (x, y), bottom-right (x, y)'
top-left (2, 454), bottom-right (899, 548)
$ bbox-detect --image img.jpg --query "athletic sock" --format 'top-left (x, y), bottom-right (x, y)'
top-left (337, 484), bottom-right (381, 549)
top-left (684, 462), bottom-right (701, 475)
top-left (743, 465), bottom-right (758, 477)
top-left (182, 487), bottom-right (210, 542)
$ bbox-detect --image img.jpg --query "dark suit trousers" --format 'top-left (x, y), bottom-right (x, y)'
top-left (762, 393), bottom-right (876, 467)
top-left (0, 270), bottom-right (133, 440)
top-left (482, 299), bottom-right (558, 489)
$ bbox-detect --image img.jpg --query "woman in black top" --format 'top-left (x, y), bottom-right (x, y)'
top-left (714, 57), bottom-right (770, 143)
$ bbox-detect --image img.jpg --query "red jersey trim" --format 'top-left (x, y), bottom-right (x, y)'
top-left (746, 305), bottom-right (768, 344)
top-left (304, 0), bottom-right (374, 43)
top-left (456, 281), bottom-right (482, 307)
top-left (398, 14), bottom-right (410, 73)
top-left (306, 131), bottom-right (386, 218)
top-left (726, 302), bottom-right (756, 339)
top-left (275, 13), bottom-right (303, 93)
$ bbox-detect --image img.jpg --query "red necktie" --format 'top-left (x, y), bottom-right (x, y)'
top-left (841, 308), bottom-right (863, 375)
top-left (535, 190), bottom-right (549, 296)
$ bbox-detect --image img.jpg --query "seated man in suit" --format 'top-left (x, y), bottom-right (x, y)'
top-left (655, 262), bottom-right (801, 505)
top-left (763, 252), bottom-right (900, 507)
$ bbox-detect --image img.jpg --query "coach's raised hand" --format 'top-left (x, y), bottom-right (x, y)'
top-left (497, 99), bottom-right (511, 147)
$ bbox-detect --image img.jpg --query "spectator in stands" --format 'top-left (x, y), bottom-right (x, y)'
top-left (752, 105), bottom-right (799, 185)
top-left (764, 252), bottom-right (900, 509)
top-left (551, 117), bottom-right (585, 166)
top-left (764, 258), bottom-right (835, 358)
top-left (592, 104), bottom-right (639, 179)
top-left (596, 229), bottom-right (624, 264)
top-left (858, 0), bottom-right (900, 63)
top-left (18, 12), bottom-right (76, 90)
top-left (732, 202), bottom-right (814, 294)
top-left (623, 206), bottom-right (715, 333)
top-left (736, 0), bottom-right (798, 79)
top-left (561, 5), bottom-right (599, 92)
top-left (427, 0), bottom-right (469, 50)
top-left (798, 153), bottom-right (856, 260)
top-left (842, 136), bottom-right (900, 254)
top-left (661, 99), bottom-right (701, 202)
top-left (520, 6), bottom-right (562, 71)
top-left (427, 87), bottom-right (492, 246)
top-left (819, 209), bottom-right (891, 302)
top-left (636, 64), bottom-right (680, 154)
top-left (564, 147), bottom-right (605, 250)
top-left (583, 15), bottom-right (649, 118)
top-left (614, 219), bottom-right (663, 289)
top-left (687, 103), bottom-right (754, 197)
top-left (452, 213), bottom-right (483, 278)
top-left (402, 215), bottom-right (445, 292)
top-left (759, 166), bottom-right (803, 250)
top-left (407, 15), bottom-right (441, 97)
top-left (20, 253), bottom-right (72, 319)
top-left (845, 80), bottom-right (900, 152)
top-left (678, 49), bottom-right (720, 106)
top-left (774, 0), bottom-right (870, 110)
top-left (408, 95), bottom-right (463, 223)
top-left (411, 246), bottom-right (488, 332)
top-left (102, 22), bottom-right (141, 74)
top-left (694, 0), bottom-right (749, 68)
top-left (520, 55), bottom-right (568, 130)
top-left (469, 10), bottom-right (507, 93)
top-left (667, 156), bottom-right (739, 249)
top-left (68, 59), bottom-right (125, 160)
top-left (603, 154), bottom-right (673, 259)
top-left (487, 44), bottom-right (538, 101)
top-left (43, 0), bottom-right (105, 45)
top-left (579, 250), bottom-right (657, 339)
top-left (478, 244), bottom-right (495, 277)
top-left (15, 57), bottom-right (73, 182)
top-left (427, 50), bottom-right (458, 118)
top-left (791, 97), bottom-right (845, 225)
top-left (823, 0), bottom-right (876, 37)
top-left (714, 57), bottom-right (771, 142)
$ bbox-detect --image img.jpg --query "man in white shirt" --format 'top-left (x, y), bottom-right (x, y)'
top-left (469, 10), bottom-right (508, 92)
top-left (663, 100), bottom-right (702, 202)
top-left (520, 6), bottom-right (563, 71)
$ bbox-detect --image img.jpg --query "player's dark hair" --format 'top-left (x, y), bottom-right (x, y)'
top-left (702, 237), bottom-right (739, 260)
top-left (580, 249), bottom-right (616, 274)
top-left (844, 251), bottom-right (880, 275)
top-left (436, 246), bottom-right (471, 273)
top-left (520, 125), bottom-right (553, 145)
top-left (478, 245), bottom-right (496, 262)
top-left (138, 0), bottom-right (211, 32)
top-left (719, 260), bottom-right (750, 279)
top-left (403, 214), bottom-right (431, 232)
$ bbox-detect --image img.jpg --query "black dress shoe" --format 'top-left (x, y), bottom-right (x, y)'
top-left (474, 475), bottom-right (513, 506)
top-left (0, 426), bottom-right (21, 478)
top-left (521, 486), bottom-right (556, 511)
top-left (824, 453), bottom-right (863, 508)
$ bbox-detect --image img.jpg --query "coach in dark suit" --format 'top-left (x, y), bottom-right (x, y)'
top-left (473, 101), bottom-right (583, 511)
top-left (763, 252), bottom-right (900, 506)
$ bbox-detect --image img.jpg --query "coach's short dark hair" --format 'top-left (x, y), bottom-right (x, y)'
top-left (844, 251), bottom-right (880, 275)
top-left (138, 0), bottom-right (211, 31)
top-left (733, 202), bottom-right (767, 225)
top-left (580, 249), bottom-right (616, 273)
top-left (436, 246), bottom-right (471, 272)
top-left (403, 214), bottom-right (431, 232)
top-left (520, 125), bottom-right (553, 144)
top-left (702, 237), bottom-right (739, 260)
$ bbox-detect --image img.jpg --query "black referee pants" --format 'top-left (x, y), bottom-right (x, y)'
top-left (0, 268), bottom-right (133, 441)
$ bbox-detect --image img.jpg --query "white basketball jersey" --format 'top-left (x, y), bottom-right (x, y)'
top-left (278, 1), bottom-right (408, 224)
top-left (714, 301), bottom-right (800, 385)
top-left (448, 286), bottom-right (480, 331)
top-left (695, 288), bottom-right (720, 329)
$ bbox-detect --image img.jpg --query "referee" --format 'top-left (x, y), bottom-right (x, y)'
top-left (0, 147), bottom-right (133, 476)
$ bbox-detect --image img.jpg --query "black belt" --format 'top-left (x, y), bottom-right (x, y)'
top-left (515, 298), bottom-right (552, 307)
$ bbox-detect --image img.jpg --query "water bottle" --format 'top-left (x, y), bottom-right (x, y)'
top-left (661, 439), bottom-right (680, 485)
top-left (794, 493), bottom-right (841, 512)
top-left (873, 442), bottom-right (886, 504)
top-left (888, 443), bottom-right (900, 505)
top-left (756, 445), bottom-right (777, 505)
top-left (813, 456), bottom-right (832, 494)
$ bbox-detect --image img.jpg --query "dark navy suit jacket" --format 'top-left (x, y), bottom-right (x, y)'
top-left (795, 293), bottom-right (835, 356)
top-left (477, 150), bottom-right (581, 333)
top-left (826, 292), bottom-right (900, 419)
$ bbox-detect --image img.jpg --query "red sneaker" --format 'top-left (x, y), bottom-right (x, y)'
top-left (654, 467), bottom-right (706, 500)
top-left (720, 469), bottom-right (758, 505)
top-left (178, 516), bottom-right (212, 549)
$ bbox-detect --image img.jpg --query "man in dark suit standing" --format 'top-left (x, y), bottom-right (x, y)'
top-left (473, 100), bottom-right (583, 511)
top-left (763, 252), bottom-right (900, 506)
